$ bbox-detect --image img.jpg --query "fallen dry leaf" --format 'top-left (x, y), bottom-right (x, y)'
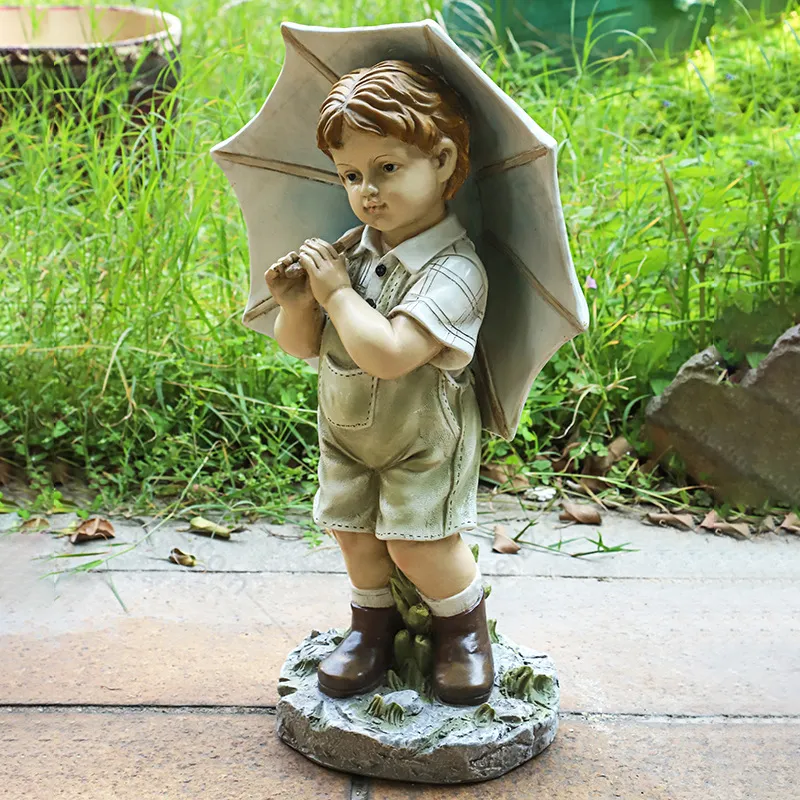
top-left (492, 525), bottom-right (521, 555)
top-left (699, 510), bottom-right (721, 530)
top-left (168, 548), bottom-right (197, 567)
top-left (709, 521), bottom-right (751, 540)
top-left (0, 461), bottom-right (11, 486)
top-left (185, 516), bottom-right (232, 539)
top-left (480, 463), bottom-right (529, 493)
top-left (779, 513), bottom-right (800, 535)
top-left (607, 435), bottom-right (634, 463)
top-left (578, 476), bottom-right (607, 493)
top-left (585, 436), bottom-right (633, 476)
top-left (699, 510), bottom-right (751, 540)
top-left (639, 458), bottom-right (660, 475)
top-left (550, 442), bottom-right (581, 474)
top-left (70, 517), bottom-right (115, 544)
top-left (758, 515), bottom-right (778, 534)
top-left (20, 516), bottom-right (49, 533)
top-left (559, 502), bottom-right (602, 525)
top-left (646, 512), bottom-right (695, 531)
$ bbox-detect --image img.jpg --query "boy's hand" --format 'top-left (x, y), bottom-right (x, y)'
top-left (298, 238), bottom-right (351, 308)
top-left (265, 251), bottom-right (316, 311)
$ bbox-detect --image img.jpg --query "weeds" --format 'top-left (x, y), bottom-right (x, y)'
top-left (0, 1), bottom-right (798, 515)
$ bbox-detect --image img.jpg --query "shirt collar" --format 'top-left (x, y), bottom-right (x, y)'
top-left (353, 209), bottom-right (466, 274)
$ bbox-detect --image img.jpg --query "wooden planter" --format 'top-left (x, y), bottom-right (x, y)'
top-left (0, 5), bottom-right (182, 116)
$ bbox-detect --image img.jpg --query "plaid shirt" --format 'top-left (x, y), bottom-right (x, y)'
top-left (346, 210), bottom-right (488, 372)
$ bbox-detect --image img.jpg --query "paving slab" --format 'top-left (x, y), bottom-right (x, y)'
top-left (2, 497), bottom-right (799, 798)
top-left (0, 710), bottom-right (350, 800)
top-left (1, 572), bottom-right (797, 715)
top-left (3, 504), bottom-right (800, 581)
top-left (0, 710), bottom-right (796, 800)
top-left (371, 716), bottom-right (800, 799)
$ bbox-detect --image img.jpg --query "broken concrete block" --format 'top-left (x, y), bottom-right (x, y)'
top-left (740, 326), bottom-right (800, 422)
top-left (646, 327), bottom-right (800, 507)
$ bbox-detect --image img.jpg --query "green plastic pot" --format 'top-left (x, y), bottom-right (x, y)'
top-left (717, 0), bottom-right (796, 19)
top-left (442, 0), bottom-right (719, 59)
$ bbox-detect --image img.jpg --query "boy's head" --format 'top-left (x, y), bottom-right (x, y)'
top-left (316, 60), bottom-right (470, 232)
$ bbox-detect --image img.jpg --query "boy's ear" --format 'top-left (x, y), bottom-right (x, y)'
top-left (434, 137), bottom-right (458, 184)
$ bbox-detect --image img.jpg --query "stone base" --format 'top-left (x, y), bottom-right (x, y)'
top-left (275, 629), bottom-right (559, 784)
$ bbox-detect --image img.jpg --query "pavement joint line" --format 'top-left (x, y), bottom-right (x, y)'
top-left (44, 567), bottom-right (800, 583)
top-left (0, 705), bottom-right (798, 724)
top-left (350, 775), bottom-right (371, 800)
top-left (0, 704), bottom-right (278, 715)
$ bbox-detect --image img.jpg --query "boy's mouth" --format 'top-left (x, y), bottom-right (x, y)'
top-left (364, 203), bottom-right (386, 214)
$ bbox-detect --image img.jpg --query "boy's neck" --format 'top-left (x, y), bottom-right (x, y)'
top-left (379, 203), bottom-right (448, 251)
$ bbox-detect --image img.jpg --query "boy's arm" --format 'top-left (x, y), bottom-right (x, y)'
top-left (324, 288), bottom-right (441, 379)
top-left (274, 303), bottom-right (324, 359)
top-left (265, 253), bottom-right (324, 359)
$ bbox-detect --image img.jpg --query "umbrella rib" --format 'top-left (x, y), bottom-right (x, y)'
top-left (243, 227), bottom-right (365, 324)
top-left (476, 145), bottom-right (550, 181)
top-left (474, 338), bottom-right (509, 438)
top-left (243, 297), bottom-right (278, 323)
top-left (282, 26), bottom-right (339, 84)
top-left (483, 230), bottom-right (584, 333)
top-left (213, 150), bottom-right (341, 186)
top-left (423, 25), bottom-right (444, 76)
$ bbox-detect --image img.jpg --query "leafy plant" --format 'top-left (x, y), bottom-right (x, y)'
top-left (1, 0), bottom-right (797, 516)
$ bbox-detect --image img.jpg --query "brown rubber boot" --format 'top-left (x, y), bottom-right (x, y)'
top-left (431, 594), bottom-right (494, 705)
top-left (317, 604), bottom-right (402, 698)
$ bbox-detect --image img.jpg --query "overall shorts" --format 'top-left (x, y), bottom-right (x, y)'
top-left (312, 300), bottom-right (482, 542)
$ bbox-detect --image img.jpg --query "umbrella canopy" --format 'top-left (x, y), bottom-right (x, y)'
top-left (211, 19), bottom-right (589, 441)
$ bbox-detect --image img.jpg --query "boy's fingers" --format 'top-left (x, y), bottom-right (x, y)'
top-left (305, 240), bottom-right (337, 262)
top-left (298, 252), bottom-right (319, 272)
top-left (284, 263), bottom-right (306, 278)
top-left (265, 263), bottom-right (283, 281)
top-left (315, 239), bottom-right (339, 260)
top-left (299, 244), bottom-right (323, 264)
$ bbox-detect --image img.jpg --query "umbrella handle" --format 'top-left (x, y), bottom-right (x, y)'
top-left (283, 225), bottom-right (366, 277)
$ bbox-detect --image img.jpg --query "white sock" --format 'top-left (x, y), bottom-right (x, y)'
top-left (418, 571), bottom-right (485, 618)
top-left (351, 584), bottom-right (395, 609)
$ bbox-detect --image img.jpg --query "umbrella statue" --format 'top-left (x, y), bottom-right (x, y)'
top-left (212, 19), bottom-right (588, 441)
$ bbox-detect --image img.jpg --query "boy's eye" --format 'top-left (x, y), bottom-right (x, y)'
top-left (382, 164), bottom-right (397, 173)
top-left (343, 173), bottom-right (358, 183)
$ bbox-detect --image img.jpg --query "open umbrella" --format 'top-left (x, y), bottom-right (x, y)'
top-left (211, 19), bottom-right (589, 440)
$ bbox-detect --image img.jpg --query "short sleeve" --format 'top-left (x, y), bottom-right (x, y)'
top-left (389, 254), bottom-right (488, 371)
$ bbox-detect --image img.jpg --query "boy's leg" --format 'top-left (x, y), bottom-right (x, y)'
top-left (387, 534), bottom-right (494, 706)
top-left (333, 530), bottom-right (395, 604)
top-left (385, 533), bottom-right (477, 600)
top-left (317, 530), bottom-right (401, 698)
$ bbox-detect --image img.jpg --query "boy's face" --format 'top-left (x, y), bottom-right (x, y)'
top-left (331, 125), bottom-right (456, 234)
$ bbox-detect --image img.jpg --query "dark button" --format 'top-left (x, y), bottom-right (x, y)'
top-left (366, 298), bottom-right (377, 308)
top-left (375, 263), bottom-right (387, 277)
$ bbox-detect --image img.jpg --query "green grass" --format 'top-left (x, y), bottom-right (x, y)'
top-left (1, 0), bottom-right (798, 516)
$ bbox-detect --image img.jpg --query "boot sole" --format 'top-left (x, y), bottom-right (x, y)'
top-left (434, 687), bottom-right (493, 706)
top-left (317, 674), bottom-right (384, 699)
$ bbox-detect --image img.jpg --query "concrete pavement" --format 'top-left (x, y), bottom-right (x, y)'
top-left (1, 499), bottom-right (798, 798)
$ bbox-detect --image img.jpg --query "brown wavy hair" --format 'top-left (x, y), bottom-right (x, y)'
top-left (316, 60), bottom-right (470, 201)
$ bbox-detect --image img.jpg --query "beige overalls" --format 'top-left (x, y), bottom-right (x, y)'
top-left (312, 211), bottom-right (488, 541)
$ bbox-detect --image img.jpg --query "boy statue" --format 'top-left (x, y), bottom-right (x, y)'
top-left (265, 60), bottom-right (493, 705)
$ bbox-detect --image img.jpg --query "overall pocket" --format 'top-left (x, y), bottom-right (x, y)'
top-left (318, 354), bottom-right (377, 429)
